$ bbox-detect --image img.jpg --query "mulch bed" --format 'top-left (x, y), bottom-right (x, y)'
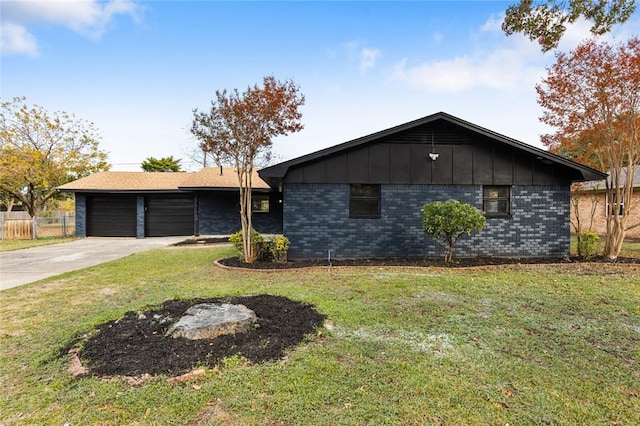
top-left (218, 255), bottom-right (640, 270)
top-left (63, 295), bottom-right (326, 377)
top-left (172, 237), bottom-right (230, 246)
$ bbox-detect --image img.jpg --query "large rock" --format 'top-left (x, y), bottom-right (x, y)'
top-left (167, 303), bottom-right (257, 340)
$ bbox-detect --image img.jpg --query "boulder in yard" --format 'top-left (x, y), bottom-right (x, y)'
top-left (167, 303), bottom-right (257, 340)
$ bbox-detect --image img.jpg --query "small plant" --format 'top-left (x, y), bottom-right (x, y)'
top-left (269, 235), bottom-right (290, 263)
top-left (221, 354), bottom-right (249, 368)
top-left (578, 231), bottom-right (600, 259)
top-left (422, 200), bottom-right (486, 263)
top-left (229, 229), bottom-right (264, 262)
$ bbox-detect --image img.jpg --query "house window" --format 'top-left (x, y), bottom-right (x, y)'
top-left (349, 184), bottom-right (380, 219)
top-left (252, 194), bottom-right (270, 213)
top-left (606, 192), bottom-right (624, 216)
top-left (483, 186), bottom-right (511, 217)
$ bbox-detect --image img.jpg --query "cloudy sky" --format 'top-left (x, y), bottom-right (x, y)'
top-left (2, 1), bottom-right (639, 171)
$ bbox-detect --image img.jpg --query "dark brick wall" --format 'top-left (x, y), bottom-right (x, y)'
top-left (283, 183), bottom-right (570, 260)
top-left (136, 196), bottom-right (145, 238)
top-left (75, 194), bottom-right (86, 237)
top-left (197, 191), bottom-right (283, 235)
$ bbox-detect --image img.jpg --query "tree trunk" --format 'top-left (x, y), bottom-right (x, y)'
top-left (444, 237), bottom-right (454, 263)
top-left (237, 165), bottom-right (257, 263)
top-left (604, 215), bottom-right (625, 260)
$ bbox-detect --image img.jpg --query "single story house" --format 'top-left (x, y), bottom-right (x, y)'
top-left (571, 165), bottom-right (640, 239)
top-left (258, 112), bottom-right (607, 260)
top-left (57, 167), bottom-right (282, 238)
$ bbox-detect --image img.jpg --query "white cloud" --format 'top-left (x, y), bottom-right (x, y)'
top-left (359, 47), bottom-right (381, 73)
top-left (343, 41), bottom-right (382, 74)
top-left (392, 40), bottom-right (544, 93)
top-left (555, 16), bottom-right (638, 51)
top-left (392, 14), bottom-right (547, 94)
top-left (0, 22), bottom-right (39, 56)
top-left (1, 0), bottom-right (141, 56)
top-left (479, 13), bottom-right (504, 34)
top-left (556, 17), bottom-right (599, 50)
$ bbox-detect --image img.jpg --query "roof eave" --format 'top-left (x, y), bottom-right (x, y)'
top-left (177, 186), bottom-right (271, 192)
top-left (57, 188), bottom-right (186, 193)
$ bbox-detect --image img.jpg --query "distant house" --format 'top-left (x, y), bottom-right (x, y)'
top-left (571, 165), bottom-right (640, 239)
top-left (57, 168), bottom-right (282, 237)
top-left (259, 112), bottom-right (606, 260)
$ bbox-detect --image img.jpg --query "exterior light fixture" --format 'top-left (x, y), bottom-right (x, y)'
top-left (429, 132), bottom-right (438, 160)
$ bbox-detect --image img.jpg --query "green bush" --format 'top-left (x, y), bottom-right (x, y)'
top-left (269, 235), bottom-right (290, 263)
top-left (229, 229), bottom-right (265, 261)
top-left (422, 200), bottom-right (486, 262)
top-left (578, 231), bottom-right (600, 259)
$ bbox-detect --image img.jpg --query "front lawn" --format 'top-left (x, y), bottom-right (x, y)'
top-left (1, 245), bottom-right (638, 425)
top-left (0, 236), bottom-right (76, 252)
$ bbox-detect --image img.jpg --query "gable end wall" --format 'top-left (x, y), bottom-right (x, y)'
top-left (283, 183), bottom-right (569, 260)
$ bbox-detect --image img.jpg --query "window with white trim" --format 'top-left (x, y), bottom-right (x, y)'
top-left (606, 192), bottom-right (625, 216)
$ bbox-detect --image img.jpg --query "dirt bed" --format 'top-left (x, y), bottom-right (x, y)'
top-left (64, 295), bottom-right (326, 377)
top-left (218, 255), bottom-right (640, 270)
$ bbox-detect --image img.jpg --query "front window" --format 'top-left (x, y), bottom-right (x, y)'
top-left (252, 194), bottom-right (270, 213)
top-left (349, 184), bottom-right (380, 219)
top-left (483, 186), bottom-right (511, 217)
top-left (606, 192), bottom-right (624, 216)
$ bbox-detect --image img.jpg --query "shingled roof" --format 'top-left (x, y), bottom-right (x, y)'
top-left (576, 165), bottom-right (640, 191)
top-left (178, 167), bottom-right (270, 190)
top-left (58, 167), bottom-right (269, 192)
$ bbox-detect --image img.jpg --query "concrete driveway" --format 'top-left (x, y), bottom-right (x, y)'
top-left (0, 237), bottom-right (187, 291)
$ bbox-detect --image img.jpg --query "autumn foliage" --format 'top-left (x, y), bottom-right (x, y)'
top-left (191, 76), bottom-right (304, 263)
top-left (537, 38), bottom-right (640, 259)
top-left (0, 97), bottom-right (109, 218)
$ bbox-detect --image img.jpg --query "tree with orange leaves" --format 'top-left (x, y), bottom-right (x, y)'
top-left (537, 37), bottom-right (640, 259)
top-left (191, 76), bottom-right (305, 263)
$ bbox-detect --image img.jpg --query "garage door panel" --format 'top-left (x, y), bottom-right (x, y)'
top-left (87, 195), bottom-right (137, 237)
top-left (145, 196), bottom-right (194, 237)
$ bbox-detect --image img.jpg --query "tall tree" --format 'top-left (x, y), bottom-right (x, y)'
top-left (141, 155), bottom-right (182, 172)
top-left (0, 97), bottom-right (109, 218)
top-left (502, 0), bottom-right (636, 52)
top-left (191, 76), bottom-right (304, 263)
top-left (537, 37), bottom-right (640, 259)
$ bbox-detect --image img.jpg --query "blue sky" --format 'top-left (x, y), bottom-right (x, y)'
top-left (2, 1), bottom-right (639, 171)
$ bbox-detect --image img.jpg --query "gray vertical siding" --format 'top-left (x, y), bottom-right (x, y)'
top-left (283, 183), bottom-right (570, 260)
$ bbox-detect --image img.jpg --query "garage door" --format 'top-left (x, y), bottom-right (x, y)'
top-left (87, 195), bottom-right (137, 237)
top-left (145, 195), bottom-right (194, 237)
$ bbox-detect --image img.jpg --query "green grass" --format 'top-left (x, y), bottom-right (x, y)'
top-left (1, 246), bottom-right (639, 425)
top-left (0, 236), bottom-right (76, 252)
top-left (620, 239), bottom-right (640, 257)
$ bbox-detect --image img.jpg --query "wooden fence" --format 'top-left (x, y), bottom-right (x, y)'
top-left (0, 213), bottom-right (75, 240)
